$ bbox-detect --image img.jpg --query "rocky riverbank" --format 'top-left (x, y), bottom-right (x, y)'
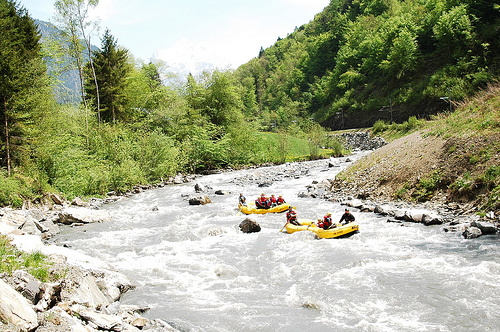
top-left (230, 152), bottom-right (498, 239)
top-left (0, 190), bottom-right (198, 331)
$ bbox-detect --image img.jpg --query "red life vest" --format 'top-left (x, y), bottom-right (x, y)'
top-left (321, 216), bottom-right (332, 229)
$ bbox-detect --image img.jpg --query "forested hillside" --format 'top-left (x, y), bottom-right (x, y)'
top-left (235, 0), bottom-right (500, 130)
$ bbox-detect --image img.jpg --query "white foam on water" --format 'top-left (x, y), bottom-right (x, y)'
top-left (54, 154), bottom-right (500, 331)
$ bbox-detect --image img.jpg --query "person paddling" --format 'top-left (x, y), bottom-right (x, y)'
top-left (339, 208), bottom-right (355, 225)
top-left (239, 193), bottom-right (247, 206)
top-left (286, 206), bottom-right (300, 226)
top-left (277, 195), bottom-right (285, 205)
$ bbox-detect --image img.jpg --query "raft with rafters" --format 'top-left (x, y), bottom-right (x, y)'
top-left (238, 203), bottom-right (290, 215)
top-left (285, 219), bottom-right (359, 239)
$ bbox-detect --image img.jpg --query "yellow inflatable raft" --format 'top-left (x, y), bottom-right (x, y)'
top-left (239, 203), bottom-right (290, 215)
top-left (285, 219), bottom-right (359, 239)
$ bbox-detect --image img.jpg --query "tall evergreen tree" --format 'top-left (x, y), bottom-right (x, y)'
top-left (84, 29), bottom-right (132, 123)
top-left (0, 0), bottom-right (50, 174)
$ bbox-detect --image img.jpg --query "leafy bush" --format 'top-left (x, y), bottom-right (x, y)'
top-left (372, 119), bottom-right (388, 135)
top-left (413, 171), bottom-right (443, 202)
top-left (0, 172), bottom-right (34, 208)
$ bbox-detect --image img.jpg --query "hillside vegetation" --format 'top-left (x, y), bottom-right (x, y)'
top-left (335, 83), bottom-right (500, 215)
top-left (235, 0), bottom-right (500, 130)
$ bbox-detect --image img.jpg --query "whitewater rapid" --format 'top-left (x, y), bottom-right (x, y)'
top-left (56, 155), bottom-right (500, 332)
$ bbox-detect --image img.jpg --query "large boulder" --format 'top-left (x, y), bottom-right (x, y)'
top-left (0, 279), bottom-right (38, 331)
top-left (463, 227), bottom-right (482, 239)
top-left (471, 221), bottom-right (497, 235)
top-left (57, 207), bottom-right (112, 225)
top-left (215, 190), bottom-right (230, 195)
top-left (403, 210), bottom-right (443, 225)
top-left (239, 218), bottom-right (261, 233)
top-left (64, 273), bottom-right (110, 308)
top-left (188, 195), bottom-right (211, 205)
top-left (79, 310), bottom-right (122, 331)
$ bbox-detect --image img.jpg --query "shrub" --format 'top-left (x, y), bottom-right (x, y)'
top-left (413, 171), bottom-right (443, 201)
top-left (372, 119), bottom-right (388, 134)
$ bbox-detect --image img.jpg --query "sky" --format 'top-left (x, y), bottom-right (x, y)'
top-left (19, 0), bottom-right (330, 76)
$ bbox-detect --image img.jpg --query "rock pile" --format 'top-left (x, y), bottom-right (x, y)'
top-left (331, 131), bottom-right (386, 151)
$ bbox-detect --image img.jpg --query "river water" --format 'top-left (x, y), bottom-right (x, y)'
top-left (56, 155), bottom-right (500, 332)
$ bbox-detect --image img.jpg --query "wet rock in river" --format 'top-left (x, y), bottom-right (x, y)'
top-left (462, 227), bottom-right (482, 239)
top-left (188, 195), bottom-right (212, 205)
top-left (471, 221), bottom-right (497, 235)
top-left (239, 218), bottom-right (261, 233)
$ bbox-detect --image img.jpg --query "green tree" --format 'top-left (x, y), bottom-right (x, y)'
top-left (54, 0), bottom-right (100, 134)
top-left (85, 29), bottom-right (132, 123)
top-left (0, 0), bottom-right (51, 174)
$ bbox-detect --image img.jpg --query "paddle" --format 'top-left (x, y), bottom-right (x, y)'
top-left (279, 222), bottom-right (288, 233)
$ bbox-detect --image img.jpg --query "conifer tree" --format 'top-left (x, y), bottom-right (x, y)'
top-left (0, 0), bottom-right (49, 174)
top-left (85, 29), bottom-right (132, 123)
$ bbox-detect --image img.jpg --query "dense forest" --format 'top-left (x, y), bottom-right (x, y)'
top-left (235, 0), bottom-right (500, 129)
top-left (1, 0), bottom-right (499, 206)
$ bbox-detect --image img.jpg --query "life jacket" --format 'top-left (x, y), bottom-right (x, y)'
top-left (270, 196), bottom-right (277, 203)
top-left (322, 216), bottom-right (332, 229)
top-left (287, 210), bottom-right (296, 221)
top-left (277, 197), bottom-right (285, 204)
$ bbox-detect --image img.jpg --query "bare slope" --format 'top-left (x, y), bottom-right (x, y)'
top-left (332, 84), bottom-right (500, 216)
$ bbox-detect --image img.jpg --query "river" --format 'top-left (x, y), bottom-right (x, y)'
top-left (56, 154), bottom-right (500, 332)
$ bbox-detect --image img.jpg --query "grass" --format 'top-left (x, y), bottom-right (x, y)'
top-left (0, 234), bottom-right (55, 282)
top-left (257, 131), bottom-right (343, 162)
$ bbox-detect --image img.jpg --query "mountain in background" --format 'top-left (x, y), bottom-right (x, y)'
top-left (35, 19), bottom-right (98, 104)
top-left (152, 39), bottom-right (218, 81)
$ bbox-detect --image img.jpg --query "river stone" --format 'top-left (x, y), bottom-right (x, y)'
top-left (188, 195), bottom-right (211, 205)
top-left (96, 270), bottom-right (136, 303)
top-left (35, 282), bottom-right (62, 312)
top-left (471, 221), bottom-right (497, 235)
top-left (50, 193), bottom-right (65, 205)
top-left (18, 219), bottom-right (42, 236)
top-left (374, 204), bottom-right (391, 215)
top-left (422, 213), bottom-right (443, 226)
top-left (194, 183), bottom-right (205, 192)
top-left (239, 218), bottom-right (261, 233)
top-left (57, 207), bottom-right (112, 225)
top-left (360, 204), bottom-right (375, 212)
top-left (463, 227), bottom-right (482, 239)
top-left (67, 274), bottom-right (110, 308)
top-left (71, 197), bottom-right (89, 207)
top-left (0, 279), bottom-right (38, 331)
top-left (215, 190), bottom-right (230, 195)
top-left (79, 310), bottom-right (122, 331)
top-left (344, 199), bottom-right (363, 209)
top-left (37, 306), bottom-right (88, 332)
